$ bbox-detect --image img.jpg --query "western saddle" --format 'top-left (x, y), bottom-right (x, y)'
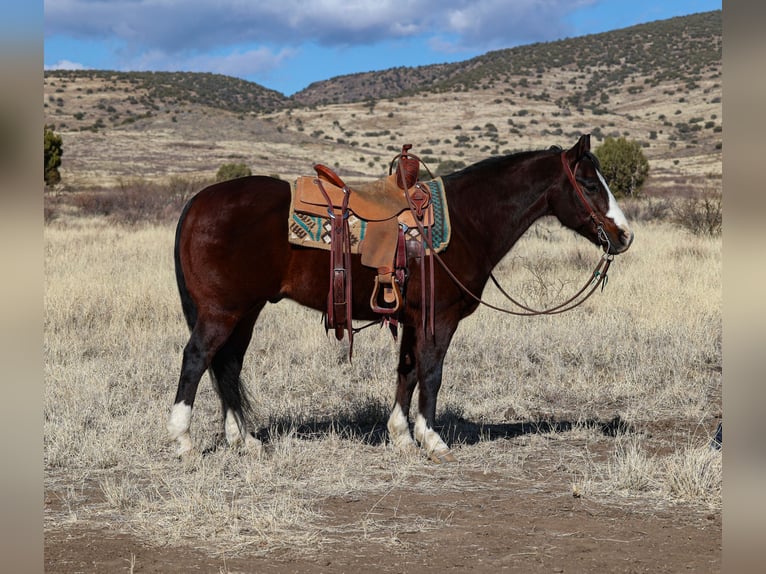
top-left (292, 145), bottom-right (435, 353)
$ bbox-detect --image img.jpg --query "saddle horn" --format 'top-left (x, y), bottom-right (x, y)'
top-left (390, 144), bottom-right (420, 190)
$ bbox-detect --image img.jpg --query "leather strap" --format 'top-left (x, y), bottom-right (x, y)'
top-left (561, 152), bottom-right (600, 228)
top-left (395, 155), bottom-right (436, 337)
top-left (315, 178), bottom-right (355, 355)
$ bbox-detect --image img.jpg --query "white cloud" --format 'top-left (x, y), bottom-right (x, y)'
top-left (44, 59), bottom-right (87, 70)
top-left (43, 0), bottom-right (600, 82)
top-left (129, 46), bottom-right (296, 78)
top-left (188, 47), bottom-right (297, 78)
top-left (45, 0), bottom-right (597, 53)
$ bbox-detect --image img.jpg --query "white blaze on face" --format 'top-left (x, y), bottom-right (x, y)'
top-left (596, 170), bottom-right (632, 236)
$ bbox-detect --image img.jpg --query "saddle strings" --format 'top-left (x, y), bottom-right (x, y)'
top-left (394, 151), bottom-right (437, 335)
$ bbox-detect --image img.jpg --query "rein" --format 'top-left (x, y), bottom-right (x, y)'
top-left (398, 151), bottom-right (615, 320)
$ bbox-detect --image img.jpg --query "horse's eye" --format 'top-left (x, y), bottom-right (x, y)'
top-left (576, 177), bottom-right (599, 194)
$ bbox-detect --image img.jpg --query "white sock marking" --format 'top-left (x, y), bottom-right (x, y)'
top-left (414, 413), bottom-right (450, 456)
top-left (167, 402), bottom-right (191, 438)
top-left (387, 403), bottom-right (414, 449)
top-left (167, 402), bottom-right (193, 455)
top-left (225, 409), bottom-right (242, 446)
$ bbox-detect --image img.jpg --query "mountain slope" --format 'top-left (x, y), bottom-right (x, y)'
top-left (44, 70), bottom-right (289, 114)
top-left (291, 10), bottom-right (721, 107)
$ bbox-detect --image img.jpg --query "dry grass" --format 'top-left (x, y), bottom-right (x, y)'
top-left (44, 214), bottom-right (721, 557)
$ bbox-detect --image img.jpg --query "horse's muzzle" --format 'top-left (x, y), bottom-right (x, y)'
top-left (607, 227), bottom-right (634, 255)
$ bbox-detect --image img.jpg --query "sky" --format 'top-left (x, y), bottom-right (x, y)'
top-left (43, 0), bottom-right (722, 96)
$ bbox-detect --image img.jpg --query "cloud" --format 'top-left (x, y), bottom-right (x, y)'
top-left (45, 0), bottom-right (596, 53)
top-left (44, 0), bottom-right (597, 81)
top-left (44, 59), bottom-right (87, 71)
top-left (131, 46), bottom-right (297, 78)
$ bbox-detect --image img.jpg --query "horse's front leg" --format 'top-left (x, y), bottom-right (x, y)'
top-left (414, 320), bottom-right (459, 463)
top-left (387, 325), bottom-right (418, 451)
top-left (414, 364), bottom-right (457, 463)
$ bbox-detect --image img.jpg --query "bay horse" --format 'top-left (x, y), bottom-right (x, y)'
top-left (168, 134), bottom-right (634, 462)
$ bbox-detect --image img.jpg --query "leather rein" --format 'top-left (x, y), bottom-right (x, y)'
top-left (398, 150), bottom-right (615, 320)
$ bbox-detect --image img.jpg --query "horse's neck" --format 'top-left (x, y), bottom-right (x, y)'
top-left (445, 153), bottom-right (553, 269)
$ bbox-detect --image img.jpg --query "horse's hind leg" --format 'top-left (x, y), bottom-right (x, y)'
top-left (209, 304), bottom-right (264, 453)
top-left (168, 312), bottom-right (238, 455)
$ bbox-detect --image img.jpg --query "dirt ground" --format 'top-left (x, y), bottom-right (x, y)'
top-left (45, 494), bottom-right (720, 574)
top-left (45, 444), bottom-right (721, 573)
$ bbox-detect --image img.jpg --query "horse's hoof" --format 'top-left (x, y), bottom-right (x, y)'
top-left (430, 450), bottom-right (458, 464)
top-left (244, 434), bottom-right (263, 457)
top-left (178, 449), bottom-right (200, 470)
top-left (174, 442), bottom-right (195, 458)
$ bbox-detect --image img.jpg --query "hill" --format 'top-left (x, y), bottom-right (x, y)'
top-left (45, 70), bottom-right (288, 115)
top-left (291, 11), bottom-right (721, 107)
top-left (43, 11), bottom-right (721, 193)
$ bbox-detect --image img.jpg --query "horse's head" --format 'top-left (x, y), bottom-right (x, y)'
top-left (550, 134), bottom-right (634, 255)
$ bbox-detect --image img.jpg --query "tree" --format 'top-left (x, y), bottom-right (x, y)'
top-left (44, 127), bottom-right (63, 186)
top-left (215, 162), bottom-right (252, 182)
top-left (593, 136), bottom-right (649, 197)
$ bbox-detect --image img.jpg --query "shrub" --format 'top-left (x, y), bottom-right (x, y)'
top-left (215, 162), bottom-right (252, 182)
top-left (435, 159), bottom-right (467, 176)
top-left (44, 127), bottom-right (63, 186)
top-left (672, 188), bottom-right (722, 237)
top-left (593, 136), bottom-right (649, 197)
top-left (49, 176), bottom-right (210, 225)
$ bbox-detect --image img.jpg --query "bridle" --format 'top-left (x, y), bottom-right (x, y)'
top-left (561, 151), bottom-right (614, 254)
top-left (400, 150), bottom-right (615, 321)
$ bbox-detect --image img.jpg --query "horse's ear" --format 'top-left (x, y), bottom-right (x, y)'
top-left (565, 134), bottom-right (591, 164)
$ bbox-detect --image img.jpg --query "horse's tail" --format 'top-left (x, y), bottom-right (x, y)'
top-left (174, 195), bottom-right (199, 332)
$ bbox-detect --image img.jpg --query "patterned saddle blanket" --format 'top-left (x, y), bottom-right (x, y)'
top-left (288, 177), bottom-right (451, 260)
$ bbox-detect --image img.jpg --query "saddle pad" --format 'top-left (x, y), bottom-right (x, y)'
top-left (288, 178), bottom-right (451, 254)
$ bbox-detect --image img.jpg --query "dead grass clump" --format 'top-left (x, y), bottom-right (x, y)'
top-left (607, 435), bottom-right (658, 492)
top-left (619, 196), bottom-right (674, 223)
top-left (44, 198), bottom-right (59, 223)
top-left (664, 444), bottom-right (722, 507)
top-left (565, 429), bottom-right (722, 512)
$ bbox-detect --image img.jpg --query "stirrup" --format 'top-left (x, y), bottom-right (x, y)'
top-left (370, 273), bottom-right (402, 315)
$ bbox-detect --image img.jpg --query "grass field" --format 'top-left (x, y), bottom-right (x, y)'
top-left (43, 206), bottom-right (721, 561)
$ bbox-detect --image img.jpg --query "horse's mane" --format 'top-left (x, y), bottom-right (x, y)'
top-left (443, 144), bottom-right (600, 180)
top-left (444, 148), bottom-right (554, 179)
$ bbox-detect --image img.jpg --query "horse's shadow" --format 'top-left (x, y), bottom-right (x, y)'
top-left (250, 402), bottom-right (633, 448)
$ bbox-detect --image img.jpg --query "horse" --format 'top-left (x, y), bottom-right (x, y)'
top-left (167, 133), bottom-right (634, 462)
